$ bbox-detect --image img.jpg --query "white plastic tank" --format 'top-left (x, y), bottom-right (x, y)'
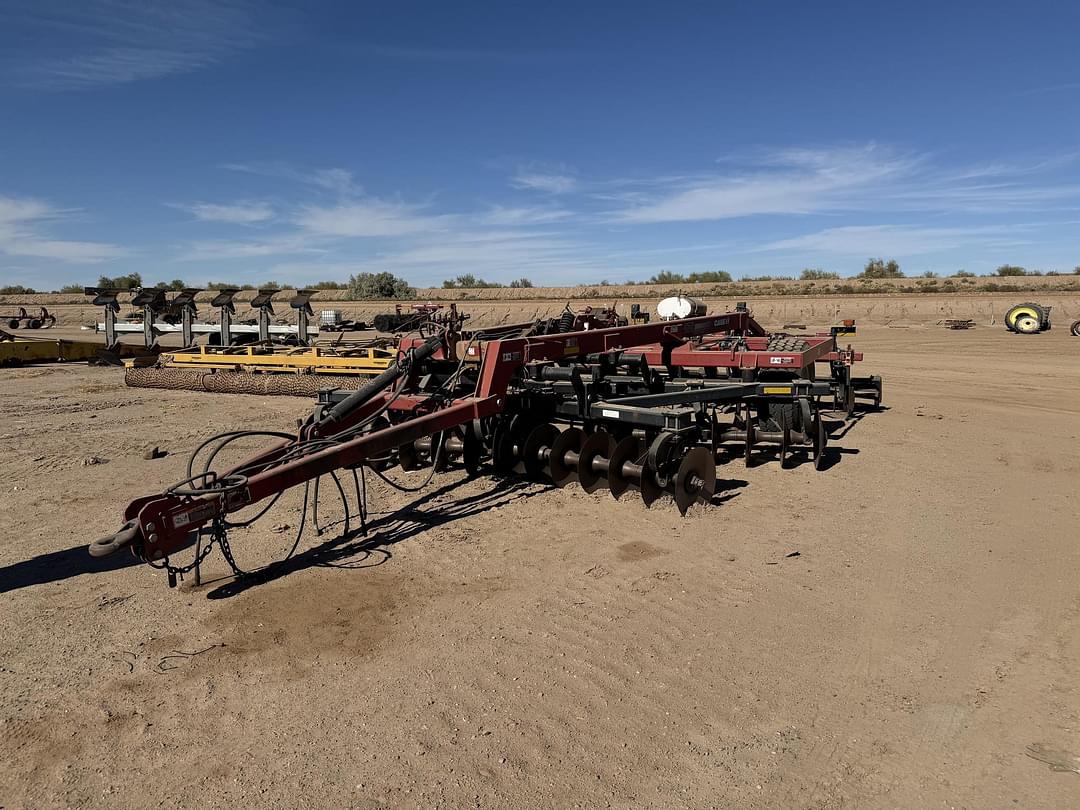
top-left (656, 295), bottom-right (706, 321)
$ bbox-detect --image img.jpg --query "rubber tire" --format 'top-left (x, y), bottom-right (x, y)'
top-left (1013, 314), bottom-right (1042, 334)
top-left (1005, 303), bottom-right (1047, 333)
top-left (764, 400), bottom-right (802, 433)
top-left (1071, 320), bottom-right (1080, 337)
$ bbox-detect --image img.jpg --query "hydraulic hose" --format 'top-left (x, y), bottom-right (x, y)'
top-left (317, 335), bottom-right (443, 428)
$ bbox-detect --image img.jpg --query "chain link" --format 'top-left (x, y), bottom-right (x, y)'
top-left (153, 529), bottom-right (216, 586)
top-left (215, 518), bottom-right (248, 578)
top-left (151, 515), bottom-right (252, 587)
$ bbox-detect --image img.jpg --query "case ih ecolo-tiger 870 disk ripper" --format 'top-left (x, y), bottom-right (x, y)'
top-left (89, 304), bottom-right (882, 587)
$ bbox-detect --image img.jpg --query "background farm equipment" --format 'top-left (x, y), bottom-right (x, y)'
top-left (0, 327), bottom-right (153, 366)
top-left (533, 303), bottom-right (628, 334)
top-left (0, 329), bottom-right (108, 366)
top-left (657, 295), bottom-right (707, 321)
top-left (122, 304), bottom-right (553, 396)
top-left (830, 319), bottom-right (857, 337)
top-left (2, 306), bottom-right (56, 330)
top-left (1004, 302), bottom-right (1052, 334)
top-left (372, 303), bottom-right (470, 334)
top-left (89, 304), bottom-right (882, 588)
top-left (124, 339), bottom-right (399, 396)
top-left (319, 310), bottom-right (369, 332)
top-left (87, 287), bottom-right (319, 360)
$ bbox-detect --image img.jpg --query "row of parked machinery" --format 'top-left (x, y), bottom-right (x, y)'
top-left (1, 306), bottom-right (56, 330)
top-left (88, 287), bottom-right (320, 351)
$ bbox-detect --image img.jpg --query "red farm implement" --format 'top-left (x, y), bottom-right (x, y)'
top-left (89, 307), bottom-right (882, 587)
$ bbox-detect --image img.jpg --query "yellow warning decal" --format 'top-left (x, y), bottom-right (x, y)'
top-left (762, 386), bottom-right (793, 395)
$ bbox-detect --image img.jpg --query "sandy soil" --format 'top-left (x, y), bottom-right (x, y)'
top-left (2, 322), bottom-right (1079, 808)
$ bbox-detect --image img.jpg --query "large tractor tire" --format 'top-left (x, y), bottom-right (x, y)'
top-left (1005, 303), bottom-right (1050, 334)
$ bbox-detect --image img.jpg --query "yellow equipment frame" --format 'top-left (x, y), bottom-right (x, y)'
top-left (131, 342), bottom-right (397, 376)
top-left (0, 333), bottom-right (103, 365)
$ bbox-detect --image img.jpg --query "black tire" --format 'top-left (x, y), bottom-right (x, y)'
top-left (763, 400), bottom-right (802, 433)
top-left (1005, 303), bottom-right (1048, 333)
top-left (1071, 320), bottom-right (1080, 337)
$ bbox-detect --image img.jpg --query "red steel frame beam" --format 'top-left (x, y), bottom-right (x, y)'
top-left (456, 316), bottom-right (860, 374)
top-left (473, 311), bottom-right (761, 396)
top-left (130, 395), bottom-right (503, 559)
top-left (628, 338), bottom-right (837, 371)
top-left (624, 336), bottom-right (863, 371)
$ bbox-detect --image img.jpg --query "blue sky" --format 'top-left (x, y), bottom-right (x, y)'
top-left (2, 0), bottom-right (1079, 289)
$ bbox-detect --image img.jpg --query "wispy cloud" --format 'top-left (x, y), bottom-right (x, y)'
top-left (889, 177), bottom-right (1080, 213)
top-left (611, 146), bottom-right (919, 223)
top-left (754, 224), bottom-right (1034, 256)
top-left (607, 146), bottom-right (1080, 223)
top-left (167, 144), bottom-right (1080, 280)
top-left (510, 170), bottom-right (579, 194)
top-left (1, 1), bottom-right (263, 90)
top-left (177, 235), bottom-right (321, 262)
top-left (271, 229), bottom-right (591, 287)
top-left (222, 163), bottom-right (361, 196)
top-left (1018, 81), bottom-right (1080, 96)
top-left (480, 205), bottom-right (573, 226)
top-left (295, 200), bottom-right (456, 238)
top-left (173, 180), bottom-right (460, 261)
top-left (0, 195), bottom-right (128, 262)
top-left (170, 200), bottom-right (275, 224)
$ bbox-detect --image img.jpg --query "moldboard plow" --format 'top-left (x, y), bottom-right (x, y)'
top-left (89, 306), bottom-right (882, 587)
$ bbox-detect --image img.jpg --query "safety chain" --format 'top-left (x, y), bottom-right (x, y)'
top-left (154, 492), bottom-right (243, 587)
top-left (151, 516), bottom-right (253, 588)
top-left (154, 529), bottom-right (216, 588)
top-left (214, 517), bottom-right (248, 579)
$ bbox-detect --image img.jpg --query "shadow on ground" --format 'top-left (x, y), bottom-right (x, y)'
top-left (0, 543), bottom-right (142, 594)
top-left (5, 404), bottom-right (885, 598)
top-left (206, 475), bottom-right (548, 599)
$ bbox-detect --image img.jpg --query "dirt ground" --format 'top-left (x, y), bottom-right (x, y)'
top-left (2, 322), bottom-right (1079, 809)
